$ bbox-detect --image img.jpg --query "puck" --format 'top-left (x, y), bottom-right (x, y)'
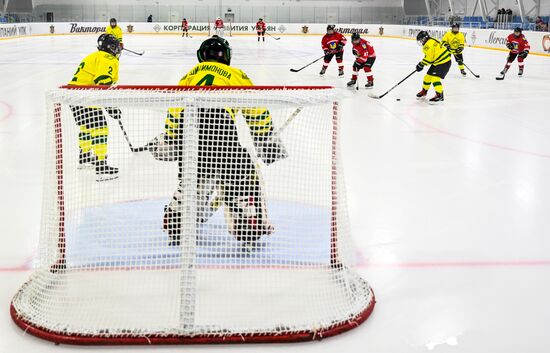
top-left (396, 98), bottom-right (401, 101)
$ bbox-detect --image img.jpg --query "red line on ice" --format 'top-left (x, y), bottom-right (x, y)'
top-left (0, 101), bottom-right (14, 123)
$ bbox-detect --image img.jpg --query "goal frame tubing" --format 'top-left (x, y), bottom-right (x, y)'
top-left (10, 85), bottom-right (376, 345)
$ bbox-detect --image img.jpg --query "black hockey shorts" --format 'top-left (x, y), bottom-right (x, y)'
top-left (427, 60), bottom-right (452, 79)
top-left (257, 30), bottom-right (265, 35)
top-left (324, 51), bottom-right (344, 63)
top-left (453, 54), bottom-right (464, 65)
top-left (70, 106), bottom-right (107, 129)
top-left (507, 52), bottom-right (518, 62)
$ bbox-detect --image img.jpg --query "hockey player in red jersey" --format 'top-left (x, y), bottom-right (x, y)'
top-left (347, 33), bottom-right (376, 89)
top-left (320, 25), bottom-right (347, 77)
top-left (497, 27), bottom-right (530, 80)
top-left (181, 18), bottom-right (189, 37)
top-left (256, 18), bottom-right (267, 42)
top-left (214, 17), bottom-right (224, 37)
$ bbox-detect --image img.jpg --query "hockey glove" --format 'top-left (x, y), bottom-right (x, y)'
top-left (255, 135), bottom-right (288, 165)
top-left (353, 61), bottom-right (365, 71)
top-left (416, 63), bottom-right (424, 72)
top-left (519, 50), bottom-right (529, 59)
top-left (105, 107), bottom-right (122, 120)
top-left (443, 43), bottom-right (451, 51)
top-left (506, 42), bottom-right (514, 50)
top-left (324, 49), bottom-right (330, 56)
top-left (455, 47), bottom-right (463, 54)
top-left (336, 43), bottom-right (344, 51)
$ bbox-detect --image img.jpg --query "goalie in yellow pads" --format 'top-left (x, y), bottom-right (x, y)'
top-left (441, 23), bottom-right (466, 77)
top-left (149, 35), bottom-right (287, 246)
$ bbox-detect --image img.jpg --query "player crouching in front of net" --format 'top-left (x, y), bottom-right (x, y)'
top-left (415, 30), bottom-right (451, 104)
top-left (256, 18), bottom-right (266, 42)
top-left (148, 36), bottom-right (287, 246)
top-left (497, 27), bottom-right (530, 80)
top-left (347, 33), bottom-right (376, 89)
top-left (441, 23), bottom-right (466, 77)
top-left (68, 34), bottom-right (121, 181)
top-left (320, 25), bottom-right (346, 77)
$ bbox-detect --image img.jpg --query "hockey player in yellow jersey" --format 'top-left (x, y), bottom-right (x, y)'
top-left (105, 18), bottom-right (123, 49)
top-left (68, 33), bottom-right (121, 181)
top-left (441, 23), bottom-right (467, 76)
top-left (415, 30), bottom-right (451, 104)
top-left (150, 36), bottom-right (285, 246)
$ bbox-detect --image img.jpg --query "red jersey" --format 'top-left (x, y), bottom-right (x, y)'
top-left (214, 19), bottom-right (224, 29)
top-left (256, 21), bottom-right (266, 31)
top-left (506, 33), bottom-right (530, 53)
top-left (321, 32), bottom-right (347, 53)
top-left (352, 38), bottom-right (375, 64)
top-left (181, 20), bottom-right (188, 29)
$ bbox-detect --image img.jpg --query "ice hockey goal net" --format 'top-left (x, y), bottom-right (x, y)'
top-left (10, 85), bottom-right (375, 344)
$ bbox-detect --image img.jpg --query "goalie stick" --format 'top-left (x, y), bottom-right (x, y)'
top-left (123, 48), bottom-right (145, 56)
top-left (290, 55), bottom-right (325, 73)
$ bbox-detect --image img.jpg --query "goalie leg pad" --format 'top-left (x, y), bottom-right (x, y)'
top-left (221, 173), bottom-right (274, 242)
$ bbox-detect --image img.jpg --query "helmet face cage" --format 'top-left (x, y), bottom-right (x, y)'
top-left (351, 33), bottom-right (360, 44)
top-left (197, 36), bottom-right (232, 66)
top-left (451, 23), bottom-right (460, 32)
top-left (416, 31), bottom-right (429, 46)
top-left (327, 25), bottom-right (335, 34)
top-left (98, 34), bottom-right (121, 58)
top-left (110, 18), bottom-right (117, 26)
top-left (514, 27), bottom-right (522, 36)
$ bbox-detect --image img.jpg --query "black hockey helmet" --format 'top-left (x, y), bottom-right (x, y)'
top-left (416, 30), bottom-right (430, 46)
top-left (109, 18), bottom-right (117, 26)
top-left (514, 27), bottom-right (522, 35)
top-left (98, 33), bottom-right (121, 58)
top-left (351, 32), bottom-right (361, 43)
top-left (259, 18), bottom-right (263, 21)
top-left (327, 24), bottom-right (335, 34)
top-left (183, 18), bottom-right (187, 21)
top-left (197, 35), bottom-right (232, 65)
top-left (451, 22), bottom-right (460, 31)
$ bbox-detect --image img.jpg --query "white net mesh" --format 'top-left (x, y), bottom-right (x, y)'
top-left (11, 86), bottom-right (374, 344)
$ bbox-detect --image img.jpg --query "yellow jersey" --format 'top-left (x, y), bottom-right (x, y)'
top-left (165, 61), bottom-right (272, 139)
top-left (421, 38), bottom-right (451, 67)
top-left (105, 25), bottom-right (123, 44)
top-left (441, 31), bottom-right (465, 53)
top-left (68, 50), bottom-right (119, 86)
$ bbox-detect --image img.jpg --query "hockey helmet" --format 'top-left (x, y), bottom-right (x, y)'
top-left (327, 24), bottom-right (335, 34)
top-left (109, 18), bottom-right (117, 26)
top-left (514, 27), bottom-right (522, 35)
top-left (197, 35), bottom-right (232, 66)
top-left (416, 30), bottom-right (430, 46)
top-left (451, 23), bottom-right (460, 32)
top-left (351, 32), bottom-right (361, 43)
top-left (98, 33), bottom-right (121, 58)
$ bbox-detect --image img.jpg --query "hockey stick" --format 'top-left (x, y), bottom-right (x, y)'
top-left (266, 32), bottom-right (281, 40)
top-left (368, 70), bottom-right (417, 99)
top-left (277, 107), bottom-right (303, 134)
top-left (290, 55), bottom-right (325, 73)
top-left (463, 63), bottom-right (480, 78)
top-left (123, 48), bottom-right (145, 56)
top-left (114, 117), bottom-right (148, 152)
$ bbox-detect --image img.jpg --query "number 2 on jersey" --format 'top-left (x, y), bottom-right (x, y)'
top-left (71, 62), bottom-right (85, 82)
top-left (196, 74), bottom-right (215, 86)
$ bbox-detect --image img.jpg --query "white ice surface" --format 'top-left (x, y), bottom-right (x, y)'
top-left (1, 33), bottom-right (550, 352)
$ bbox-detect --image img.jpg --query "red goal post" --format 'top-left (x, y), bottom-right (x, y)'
top-left (11, 85), bottom-right (375, 345)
